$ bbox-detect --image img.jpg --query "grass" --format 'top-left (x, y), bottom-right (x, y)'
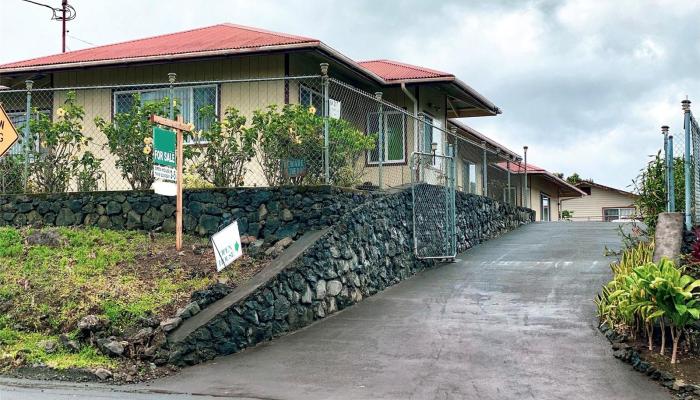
top-left (0, 226), bottom-right (234, 371)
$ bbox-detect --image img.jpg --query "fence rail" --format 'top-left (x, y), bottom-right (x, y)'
top-left (0, 72), bottom-right (519, 206)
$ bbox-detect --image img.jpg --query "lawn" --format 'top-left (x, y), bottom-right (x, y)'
top-left (0, 226), bottom-right (264, 373)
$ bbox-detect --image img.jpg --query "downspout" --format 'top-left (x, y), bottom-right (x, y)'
top-left (401, 83), bottom-right (418, 153)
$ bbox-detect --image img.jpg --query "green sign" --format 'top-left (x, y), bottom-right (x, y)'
top-left (153, 127), bottom-right (176, 167)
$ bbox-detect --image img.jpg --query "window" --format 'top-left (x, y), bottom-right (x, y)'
top-left (299, 85), bottom-right (323, 116)
top-left (366, 111), bottom-right (405, 164)
top-left (463, 161), bottom-right (477, 194)
top-left (541, 193), bottom-right (551, 222)
top-left (421, 114), bottom-right (443, 168)
top-left (504, 186), bottom-right (516, 204)
top-left (114, 85), bottom-right (217, 144)
top-left (6, 110), bottom-right (50, 155)
top-left (604, 207), bottom-right (636, 222)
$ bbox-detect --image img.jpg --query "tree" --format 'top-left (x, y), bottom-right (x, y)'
top-left (632, 151), bottom-right (684, 232)
top-left (566, 172), bottom-right (582, 184)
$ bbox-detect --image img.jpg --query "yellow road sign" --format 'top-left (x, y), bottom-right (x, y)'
top-left (0, 104), bottom-right (19, 157)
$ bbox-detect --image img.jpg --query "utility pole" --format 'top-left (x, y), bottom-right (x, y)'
top-left (62, 0), bottom-right (67, 52)
top-left (20, 0), bottom-right (76, 53)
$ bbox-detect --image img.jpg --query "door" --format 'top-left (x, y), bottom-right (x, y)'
top-left (540, 193), bottom-right (551, 221)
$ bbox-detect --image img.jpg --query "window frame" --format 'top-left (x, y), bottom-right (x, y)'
top-left (602, 207), bottom-right (636, 222)
top-left (112, 84), bottom-right (219, 145)
top-left (7, 109), bottom-right (51, 155)
top-left (365, 110), bottom-right (407, 165)
top-left (462, 160), bottom-right (478, 194)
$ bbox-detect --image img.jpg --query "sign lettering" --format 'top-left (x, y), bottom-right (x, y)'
top-left (0, 105), bottom-right (19, 157)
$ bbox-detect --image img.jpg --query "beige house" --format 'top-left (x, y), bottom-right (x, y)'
top-left (561, 181), bottom-right (638, 222)
top-left (496, 161), bottom-right (585, 221)
top-left (0, 23), bottom-right (501, 191)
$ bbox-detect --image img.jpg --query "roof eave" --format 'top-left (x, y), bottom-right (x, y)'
top-left (0, 41), bottom-right (322, 75)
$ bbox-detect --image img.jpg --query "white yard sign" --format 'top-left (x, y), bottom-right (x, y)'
top-left (329, 99), bottom-right (341, 119)
top-left (211, 220), bottom-right (243, 271)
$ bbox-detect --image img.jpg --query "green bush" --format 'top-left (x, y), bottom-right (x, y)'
top-left (27, 92), bottom-right (101, 193)
top-left (185, 105), bottom-right (257, 187)
top-left (0, 155), bottom-right (25, 194)
top-left (95, 94), bottom-right (176, 190)
top-left (249, 104), bottom-right (374, 187)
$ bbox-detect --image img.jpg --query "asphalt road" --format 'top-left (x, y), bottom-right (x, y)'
top-left (0, 222), bottom-right (671, 399)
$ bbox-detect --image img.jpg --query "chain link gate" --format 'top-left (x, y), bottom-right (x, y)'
top-left (410, 148), bottom-right (457, 259)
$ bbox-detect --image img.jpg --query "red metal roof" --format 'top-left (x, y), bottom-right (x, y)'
top-left (497, 161), bottom-right (547, 174)
top-left (0, 24), bottom-right (319, 71)
top-left (358, 60), bottom-right (454, 82)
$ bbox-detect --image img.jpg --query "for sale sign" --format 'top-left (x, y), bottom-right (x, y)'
top-left (153, 126), bottom-right (176, 167)
top-left (211, 220), bottom-right (243, 271)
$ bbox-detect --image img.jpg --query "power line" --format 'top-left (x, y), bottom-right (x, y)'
top-left (19, 0), bottom-right (76, 52)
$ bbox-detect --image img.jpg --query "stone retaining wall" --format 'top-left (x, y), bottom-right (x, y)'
top-left (166, 187), bottom-right (534, 365)
top-left (0, 186), bottom-right (372, 241)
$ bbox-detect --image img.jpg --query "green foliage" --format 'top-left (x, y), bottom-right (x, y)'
top-left (75, 151), bottom-right (104, 192)
top-left (561, 210), bottom-right (574, 221)
top-left (185, 105), bottom-right (257, 187)
top-left (633, 151), bottom-right (684, 232)
top-left (566, 173), bottom-right (581, 184)
top-left (94, 93), bottom-right (176, 190)
top-left (0, 228), bottom-right (22, 257)
top-left (26, 92), bottom-right (101, 193)
top-left (596, 242), bottom-right (700, 363)
top-left (249, 104), bottom-right (375, 187)
top-left (0, 155), bottom-right (25, 194)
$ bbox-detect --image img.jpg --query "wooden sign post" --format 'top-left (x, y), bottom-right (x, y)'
top-left (149, 114), bottom-right (191, 251)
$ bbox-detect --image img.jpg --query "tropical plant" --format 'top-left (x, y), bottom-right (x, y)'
top-left (249, 104), bottom-right (374, 187)
top-left (185, 105), bottom-right (257, 187)
top-left (95, 93), bottom-right (176, 190)
top-left (646, 259), bottom-right (700, 364)
top-left (27, 92), bottom-right (97, 193)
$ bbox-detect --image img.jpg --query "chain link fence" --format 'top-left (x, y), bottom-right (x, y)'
top-left (0, 74), bottom-right (519, 206)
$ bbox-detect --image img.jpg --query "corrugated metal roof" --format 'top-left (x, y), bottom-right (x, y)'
top-left (358, 59), bottom-right (453, 82)
top-left (0, 23), bottom-right (319, 71)
top-left (496, 161), bottom-right (586, 196)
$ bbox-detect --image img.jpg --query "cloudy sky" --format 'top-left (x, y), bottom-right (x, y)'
top-left (1, 0), bottom-right (698, 189)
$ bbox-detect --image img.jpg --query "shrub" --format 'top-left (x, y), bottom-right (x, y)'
top-left (185, 105), bottom-right (257, 187)
top-left (0, 155), bottom-right (25, 194)
top-left (27, 92), bottom-right (98, 193)
top-left (249, 104), bottom-right (374, 187)
top-left (95, 94), bottom-right (175, 190)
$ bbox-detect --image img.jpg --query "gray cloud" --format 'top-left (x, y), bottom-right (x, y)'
top-left (2, 0), bottom-right (699, 188)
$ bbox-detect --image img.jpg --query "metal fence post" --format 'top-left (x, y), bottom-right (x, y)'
top-left (375, 92), bottom-right (383, 189)
top-left (662, 125), bottom-right (670, 212)
top-left (321, 63), bottom-right (330, 185)
top-left (523, 146), bottom-right (529, 209)
top-left (669, 133), bottom-right (676, 212)
top-left (481, 141), bottom-right (488, 197)
top-left (507, 156), bottom-right (512, 204)
top-left (168, 73), bottom-right (176, 120)
top-left (683, 100), bottom-right (692, 228)
top-left (23, 80), bottom-right (33, 191)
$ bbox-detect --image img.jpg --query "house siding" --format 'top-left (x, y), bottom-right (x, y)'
top-left (561, 186), bottom-right (637, 221)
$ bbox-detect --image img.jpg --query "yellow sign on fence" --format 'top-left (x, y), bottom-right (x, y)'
top-left (0, 104), bottom-right (19, 157)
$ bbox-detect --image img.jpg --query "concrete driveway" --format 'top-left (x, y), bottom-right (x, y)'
top-left (0, 223), bottom-right (670, 399)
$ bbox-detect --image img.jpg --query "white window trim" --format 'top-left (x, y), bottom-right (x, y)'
top-left (8, 110), bottom-right (50, 154)
top-left (366, 111), bottom-right (406, 165)
top-left (113, 84), bottom-right (218, 145)
top-left (603, 207), bottom-right (636, 221)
